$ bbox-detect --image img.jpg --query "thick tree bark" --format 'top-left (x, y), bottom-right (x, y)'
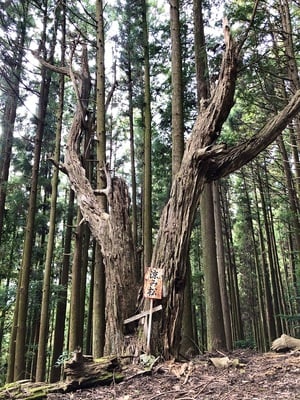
top-left (206, 89), bottom-right (300, 182)
top-left (169, 0), bottom-right (196, 357)
top-left (64, 46), bottom-right (138, 356)
top-left (194, 0), bottom-right (229, 353)
top-left (60, 22), bottom-right (300, 359)
top-left (148, 23), bottom-right (300, 358)
top-left (148, 22), bottom-right (239, 358)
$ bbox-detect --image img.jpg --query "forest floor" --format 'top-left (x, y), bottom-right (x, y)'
top-left (47, 349), bottom-right (300, 400)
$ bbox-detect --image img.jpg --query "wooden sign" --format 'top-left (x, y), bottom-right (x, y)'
top-left (144, 268), bottom-right (163, 299)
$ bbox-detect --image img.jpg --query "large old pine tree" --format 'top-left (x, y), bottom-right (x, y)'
top-left (44, 22), bottom-right (300, 359)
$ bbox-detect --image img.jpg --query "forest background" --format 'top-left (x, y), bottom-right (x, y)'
top-left (0, 0), bottom-right (300, 386)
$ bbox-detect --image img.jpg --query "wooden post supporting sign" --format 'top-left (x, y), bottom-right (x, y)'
top-left (143, 267), bottom-right (163, 354)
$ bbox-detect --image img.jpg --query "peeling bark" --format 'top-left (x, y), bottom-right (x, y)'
top-left (206, 89), bottom-right (300, 181)
top-left (148, 23), bottom-right (300, 359)
top-left (42, 21), bottom-right (300, 359)
top-left (63, 46), bottom-right (137, 356)
top-left (148, 22), bottom-right (239, 358)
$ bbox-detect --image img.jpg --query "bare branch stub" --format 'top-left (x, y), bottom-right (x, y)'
top-left (94, 162), bottom-right (113, 200)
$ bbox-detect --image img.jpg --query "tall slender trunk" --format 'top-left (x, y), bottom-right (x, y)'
top-left (93, 0), bottom-right (106, 358)
top-left (169, 0), bottom-right (196, 356)
top-left (219, 181), bottom-right (243, 342)
top-left (69, 209), bottom-right (85, 352)
top-left (170, 0), bottom-right (184, 178)
top-left (213, 182), bottom-right (232, 350)
top-left (256, 165), bottom-right (280, 338)
top-left (128, 63), bottom-right (139, 278)
top-left (49, 188), bottom-right (74, 382)
top-left (241, 168), bottom-right (268, 350)
top-left (273, 0), bottom-right (300, 313)
top-left (201, 185), bottom-right (226, 350)
top-left (35, 5), bottom-right (63, 381)
top-left (13, 27), bottom-right (53, 382)
top-left (0, 5), bottom-right (27, 244)
top-left (85, 241), bottom-right (96, 355)
top-left (278, 0), bottom-right (300, 195)
top-left (142, 0), bottom-right (153, 269)
top-left (193, 0), bottom-right (227, 351)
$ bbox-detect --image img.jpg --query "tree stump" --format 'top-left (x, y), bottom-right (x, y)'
top-left (64, 349), bottom-right (123, 389)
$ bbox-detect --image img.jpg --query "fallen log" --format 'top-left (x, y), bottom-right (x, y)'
top-left (0, 380), bottom-right (65, 399)
top-left (64, 349), bottom-right (123, 389)
top-left (271, 334), bottom-right (300, 352)
top-left (0, 352), bottom-right (123, 399)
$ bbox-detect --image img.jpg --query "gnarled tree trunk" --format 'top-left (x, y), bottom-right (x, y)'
top-left (144, 23), bottom-right (300, 359)
top-left (63, 46), bottom-right (138, 356)
top-left (148, 22), bottom-right (239, 358)
top-left (61, 23), bottom-right (300, 360)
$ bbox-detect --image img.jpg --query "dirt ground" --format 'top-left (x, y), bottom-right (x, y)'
top-left (47, 349), bottom-right (300, 399)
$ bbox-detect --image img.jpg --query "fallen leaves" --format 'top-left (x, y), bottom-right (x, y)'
top-left (47, 349), bottom-right (300, 400)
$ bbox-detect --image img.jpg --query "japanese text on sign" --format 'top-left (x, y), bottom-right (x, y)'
top-left (144, 268), bottom-right (163, 299)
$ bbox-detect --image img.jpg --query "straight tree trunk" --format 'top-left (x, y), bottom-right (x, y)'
top-left (180, 0), bottom-right (208, 356)
top-left (169, 0), bottom-right (196, 357)
top-left (201, 185), bottom-right (226, 351)
top-left (278, 0), bottom-right (300, 197)
top-left (261, 162), bottom-right (289, 332)
top-left (93, 245), bottom-right (106, 356)
top-left (194, 0), bottom-right (226, 351)
top-left (35, 5), bottom-right (63, 381)
top-left (253, 165), bottom-right (277, 341)
top-left (69, 208), bottom-right (85, 353)
top-left (270, 1), bottom-right (300, 310)
top-left (0, 4), bottom-right (27, 244)
top-left (170, 0), bottom-right (184, 178)
top-left (35, 92), bottom-right (61, 381)
top-left (85, 240), bottom-right (96, 355)
top-left (78, 130), bottom-right (93, 351)
top-left (213, 182), bottom-right (232, 350)
top-left (49, 189), bottom-right (75, 383)
top-left (142, 0), bottom-right (153, 269)
top-left (6, 270), bottom-right (20, 382)
top-left (241, 168), bottom-right (269, 350)
top-left (93, 0), bottom-right (106, 358)
top-left (193, 0), bottom-right (209, 102)
top-left (0, 227), bottom-right (18, 367)
top-left (127, 63), bottom-right (138, 272)
top-left (219, 182), bottom-right (243, 342)
top-left (13, 14), bottom-right (54, 379)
